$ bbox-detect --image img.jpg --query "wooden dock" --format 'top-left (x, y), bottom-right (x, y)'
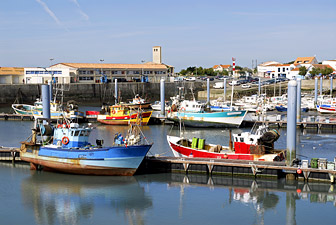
top-left (0, 146), bottom-right (20, 163)
top-left (0, 113), bottom-right (34, 121)
top-left (139, 156), bottom-right (336, 183)
top-left (252, 120), bottom-right (336, 130)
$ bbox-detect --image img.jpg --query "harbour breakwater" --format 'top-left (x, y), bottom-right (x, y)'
top-left (0, 82), bottom-right (204, 105)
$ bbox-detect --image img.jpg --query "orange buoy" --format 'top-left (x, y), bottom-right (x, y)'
top-left (62, 136), bottom-right (70, 145)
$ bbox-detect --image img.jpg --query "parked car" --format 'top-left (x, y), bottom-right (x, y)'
top-left (186, 77), bottom-right (196, 81)
top-left (242, 84), bottom-right (251, 89)
top-left (229, 80), bottom-right (240, 86)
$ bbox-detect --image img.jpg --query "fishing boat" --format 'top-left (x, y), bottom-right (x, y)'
top-left (316, 104), bottom-right (336, 113)
top-left (12, 103), bottom-right (37, 115)
top-left (32, 101), bottom-right (84, 121)
top-left (167, 124), bottom-right (285, 161)
top-left (97, 104), bottom-right (152, 125)
top-left (151, 101), bottom-right (170, 111)
top-left (20, 118), bottom-right (153, 176)
top-left (124, 94), bottom-right (151, 109)
top-left (167, 109), bottom-right (247, 128)
top-left (316, 98), bottom-right (336, 113)
top-left (168, 92), bottom-right (246, 127)
top-left (275, 104), bottom-right (309, 112)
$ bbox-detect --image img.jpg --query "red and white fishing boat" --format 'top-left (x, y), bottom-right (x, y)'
top-left (167, 125), bottom-right (285, 161)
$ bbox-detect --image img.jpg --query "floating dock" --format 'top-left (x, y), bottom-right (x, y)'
top-left (0, 113), bottom-right (34, 121)
top-left (1, 147), bottom-right (335, 183)
top-left (138, 156), bottom-right (336, 183)
top-left (0, 146), bottom-right (20, 163)
top-left (251, 120), bottom-right (336, 130)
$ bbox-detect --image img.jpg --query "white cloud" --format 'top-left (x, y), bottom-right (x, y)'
top-left (35, 0), bottom-right (62, 26)
top-left (69, 0), bottom-right (89, 21)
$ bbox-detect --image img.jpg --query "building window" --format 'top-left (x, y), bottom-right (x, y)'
top-left (278, 68), bottom-right (280, 72)
top-left (79, 76), bottom-right (94, 81)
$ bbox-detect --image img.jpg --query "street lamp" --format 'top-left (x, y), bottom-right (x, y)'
top-left (100, 59), bottom-right (104, 83)
top-left (50, 58), bottom-right (54, 66)
top-left (141, 60), bottom-right (145, 82)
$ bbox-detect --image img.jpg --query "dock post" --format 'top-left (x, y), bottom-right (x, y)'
top-left (42, 84), bottom-right (51, 119)
top-left (296, 79), bottom-right (301, 123)
top-left (160, 78), bottom-right (165, 116)
top-left (223, 78), bottom-right (227, 102)
top-left (330, 77), bottom-right (333, 97)
top-left (320, 76), bottom-right (323, 96)
top-left (114, 79), bottom-right (118, 105)
top-left (314, 77), bottom-right (318, 106)
top-left (11, 152), bottom-right (16, 165)
top-left (48, 80), bottom-right (53, 102)
top-left (287, 80), bottom-right (297, 166)
top-left (207, 78), bottom-right (210, 105)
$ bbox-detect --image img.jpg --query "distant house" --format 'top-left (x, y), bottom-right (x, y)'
top-left (287, 67), bottom-right (301, 79)
top-left (257, 61), bottom-right (294, 78)
top-left (322, 60), bottom-right (336, 71)
top-left (213, 64), bottom-right (231, 72)
top-left (294, 57), bottom-right (318, 68)
top-left (0, 67), bottom-right (24, 84)
top-left (307, 64), bottom-right (336, 75)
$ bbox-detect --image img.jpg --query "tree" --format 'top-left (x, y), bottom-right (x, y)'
top-left (321, 67), bottom-right (333, 76)
top-left (299, 66), bottom-right (307, 75)
top-left (309, 67), bottom-right (320, 77)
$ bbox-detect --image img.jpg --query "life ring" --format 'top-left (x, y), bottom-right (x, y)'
top-left (181, 107), bottom-right (186, 111)
top-left (62, 136), bottom-right (69, 145)
top-left (111, 110), bottom-right (116, 114)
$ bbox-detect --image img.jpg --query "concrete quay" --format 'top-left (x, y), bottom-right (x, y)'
top-left (0, 82), bottom-right (204, 104)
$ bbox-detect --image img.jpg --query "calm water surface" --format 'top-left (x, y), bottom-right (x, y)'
top-left (0, 114), bottom-right (336, 224)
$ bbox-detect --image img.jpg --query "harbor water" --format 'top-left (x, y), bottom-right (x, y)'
top-left (0, 109), bottom-right (336, 224)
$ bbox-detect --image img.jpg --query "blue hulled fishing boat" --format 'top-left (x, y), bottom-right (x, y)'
top-left (20, 119), bottom-right (152, 176)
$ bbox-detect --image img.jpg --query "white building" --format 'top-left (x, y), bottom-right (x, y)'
top-left (24, 67), bottom-right (73, 84)
top-left (322, 60), bottom-right (336, 70)
top-left (257, 61), bottom-right (294, 78)
top-left (24, 46), bottom-right (174, 84)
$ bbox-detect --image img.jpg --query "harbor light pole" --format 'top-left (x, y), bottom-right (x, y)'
top-left (141, 60), bottom-right (145, 82)
top-left (100, 59), bottom-right (104, 82)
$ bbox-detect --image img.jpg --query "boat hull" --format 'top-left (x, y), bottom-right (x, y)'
top-left (317, 105), bottom-right (336, 113)
top-left (12, 104), bottom-right (35, 115)
top-left (20, 144), bottom-right (152, 176)
top-left (167, 110), bottom-right (247, 128)
top-left (97, 111), bottom-right (152, 125)
top-left (33, 110), bottom-right (85, 120)
top-left (167, 136), bottom-right (283, 162)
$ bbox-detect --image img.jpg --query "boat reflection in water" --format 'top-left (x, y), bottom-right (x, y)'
top-left (166, 173), bottom-right (336, 224)
top-left (21, 172), bottom-right (152, 225)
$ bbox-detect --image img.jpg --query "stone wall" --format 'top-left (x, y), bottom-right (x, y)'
top-left (0, 82), bottom-right (204, 104)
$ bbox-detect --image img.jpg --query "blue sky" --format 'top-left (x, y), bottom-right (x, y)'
top-left (1, 0), bottom-right (335, 71)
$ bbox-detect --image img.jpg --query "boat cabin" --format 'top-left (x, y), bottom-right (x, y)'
top-left (109, 105), bottom-right (132, 116)
top-left (52, 123), bottom-right (92, 148)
